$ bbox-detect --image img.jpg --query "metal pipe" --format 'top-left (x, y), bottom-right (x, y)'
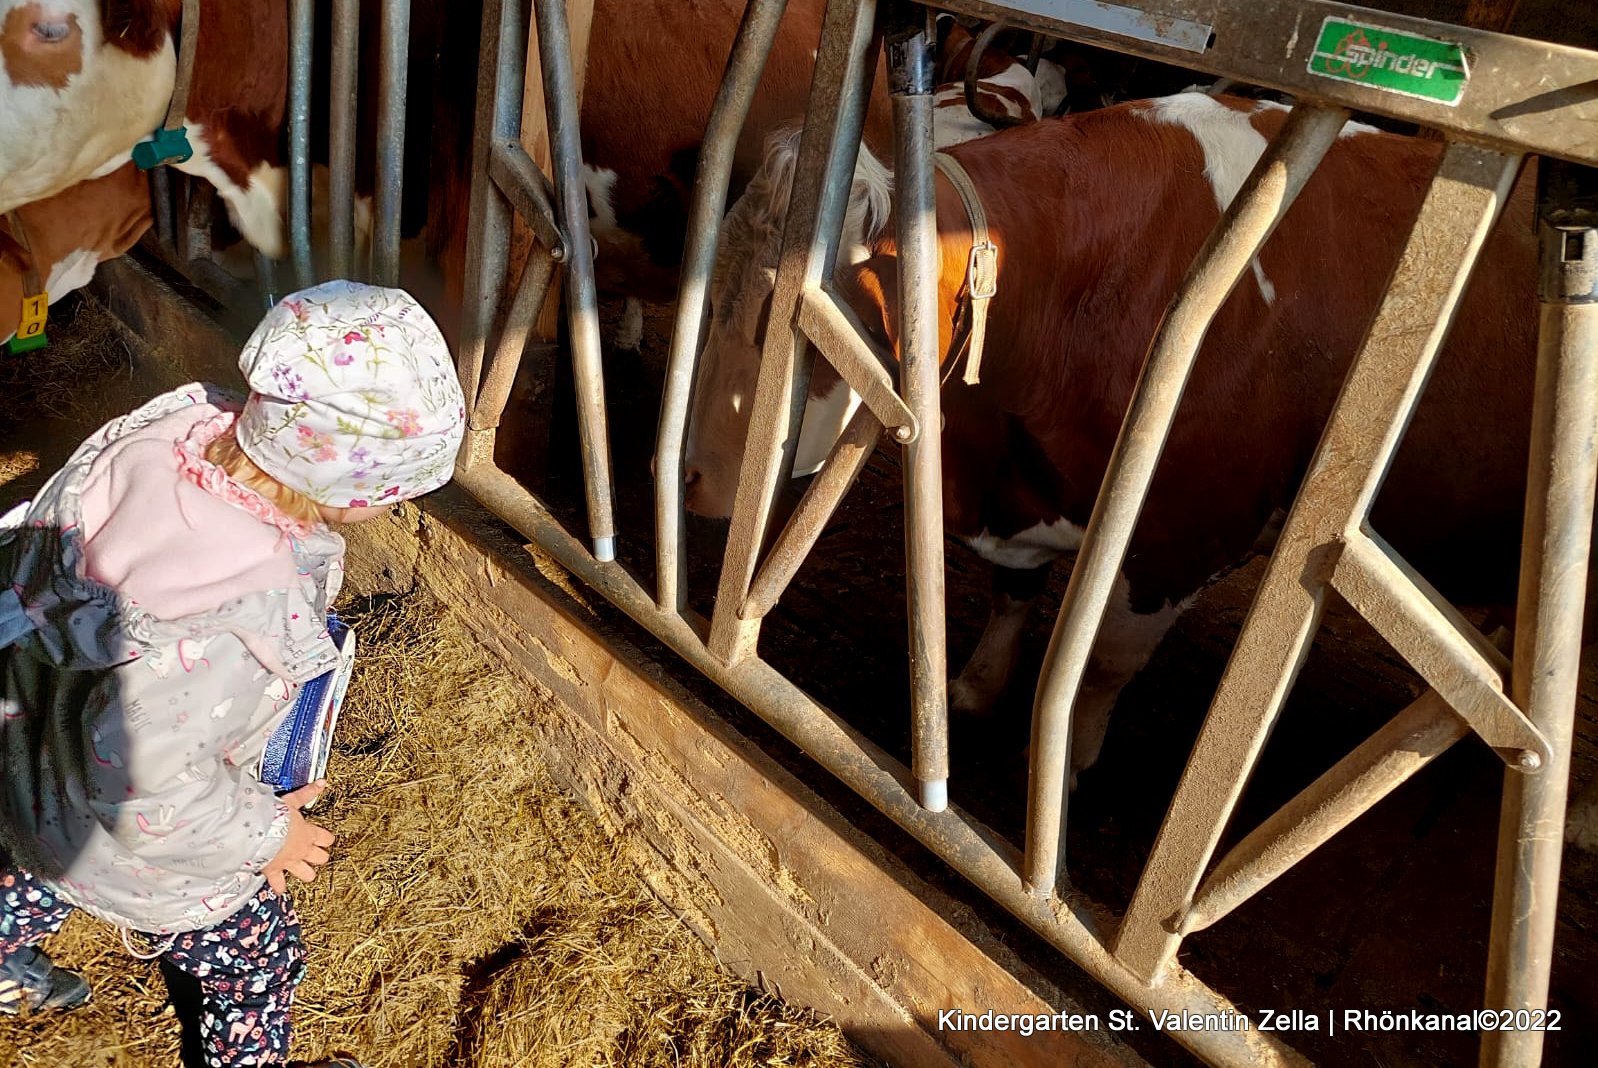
top-left (1113, 144), bottom-right (1524, 983)
top-left (330, 0), bottom-right (360, 280)
top-left (254, 248), bottom-right (279, 308)
top-left (455, 0), bottom-right (527, 429)
top-left (1023, 104), bottom-right (1349, 896)
top-left (656, 0), bottom-right (792, 614)
top-left (1481, 158), bottom-right (1598, 1068)
top-left (706, 0), bottom-right (883, 665)
top-left (288, 0), bottom-right (314, 287)
top-left (473, 247), bottom-right (558, 431)
top-left (487, 139), bottom-right (566, 261)
top-left (742, 405), bottom-right (885, 620)
top-left (1184, 692), bottom-right (1468, 935)
top-left (373, 0), bottom-right (412, 286)
top-left (150, 166), bottom-right (175, 252)
top-left (887, 4), bottom-right (949, 813)
top-left (454, 460), bottom-right (1307, 1068)
top-left (533, 0), bottom-right (617, 562)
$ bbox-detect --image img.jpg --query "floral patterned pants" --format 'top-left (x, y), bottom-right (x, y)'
top-left (0, 864), bottom-right (306, 1067)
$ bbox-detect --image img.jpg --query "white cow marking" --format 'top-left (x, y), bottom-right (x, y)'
top-left (583, 163), bottom-right (620, 235)
top-left (42, 246), bottom-right (99, 300)
top-left (793, 378), bottom-right (863, 477)
top-left (169, 125), bottom-right (288, 258)
top-left (966, 517), bottom-right (1086, 570)
top-left (1144, 93), bottom-right (1279, 304)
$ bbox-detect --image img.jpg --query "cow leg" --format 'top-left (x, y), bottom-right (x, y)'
top-left (615, 297), bottom-right (645, 351)
top-left (1068, 575), bottom-right (1184, 789)
top-left (950, 563), bottom-right (1051, 716)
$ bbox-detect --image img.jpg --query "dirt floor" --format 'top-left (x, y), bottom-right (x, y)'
top-left (0, 297), bottom-right (871, 1068)
top-left (498, 288), bottom-right (1598, 1068)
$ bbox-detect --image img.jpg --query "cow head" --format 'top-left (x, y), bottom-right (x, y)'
top-left (682, 127), bottom-right (892, 518)
top-left (1, 1), bottom-right (178, 212)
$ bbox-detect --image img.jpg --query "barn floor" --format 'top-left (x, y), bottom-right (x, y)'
top-left (0, 297), bottom-right (870, 1068)
top-left (500, 298), bottom-right (1598, 1067)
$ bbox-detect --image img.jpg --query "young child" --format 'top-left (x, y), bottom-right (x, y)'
top-left (0, 280), bottom-right (465, 1067)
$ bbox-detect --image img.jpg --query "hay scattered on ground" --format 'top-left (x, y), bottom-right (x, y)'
top-left (1, 592), bottom-right (868, 1068)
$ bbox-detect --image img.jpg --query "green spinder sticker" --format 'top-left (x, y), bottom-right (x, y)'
top-left (1307, 17), bottom-right (1469, 106)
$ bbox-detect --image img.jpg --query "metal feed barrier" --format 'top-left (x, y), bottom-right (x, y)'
top-left (450, 2), bottom-right (1598, 1065)
top-left (142, 0), bottom-right (412, 306)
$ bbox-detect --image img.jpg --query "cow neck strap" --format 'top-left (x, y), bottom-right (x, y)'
top-left (2, 213), bottom-right (42, 298)
top-left (165, 0), bottom-right (201, 134)
top-left (932, 151), bottom-right (998, 387)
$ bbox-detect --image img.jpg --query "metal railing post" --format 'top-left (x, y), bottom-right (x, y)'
top-left (374, 0), bottom-right (413, 286)
top-left (886, 1), bottom-right (950, 812)
top-left (287, 0), bottom-right (314, 288)
top-left (330, 0), bottom-right (361, 280)
top-left (1481, 158), bottom-right (1598, 1068)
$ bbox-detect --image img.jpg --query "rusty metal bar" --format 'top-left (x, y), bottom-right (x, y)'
top-left (1021, 104), bottom-right (1350, 896)
top-left (452, 458), bottom-right (1307, 1068)
top-left (456, 0), bottom-right (527, 430)
top-left (887, 4), bottom-right (950, 812)
top-left (472, 247), bottom-right (559, 432)
top-left (796, 288), bottom-right (917, 439)
top-left (1481, 158), bottom-right (1598, 1068)
top-left (373, 0), bottom-right (412, 286)
top-left (330, 0), bottom-right (361, 280)
top-left (1184, 691), bottom-right (1469, 936)
top-left (1114, 143), bottom-right (1524, 983)
top-left (288, 0), bottom-right (314, 287)
top-left (742, 405), bottom-right (885, 621)
top-left (487, 139), bottom-right (566, 262)
top-left (656, 0), bottom-right (793, 615)
top-left (1330, 529), bottom-right (1548, 762)
top-left (533, 0), bottom-right (616, 562)
top-left (707, 0), bottom-right (883, 665)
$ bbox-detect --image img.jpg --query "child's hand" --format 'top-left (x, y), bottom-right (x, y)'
top-left (262, 781), bottom-right (336, 894)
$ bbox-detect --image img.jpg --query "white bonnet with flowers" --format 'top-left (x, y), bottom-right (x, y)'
top-left (234, 280), bottom-right (466, 508)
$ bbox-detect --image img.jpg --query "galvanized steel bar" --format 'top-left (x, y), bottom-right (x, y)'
top-left (472, 248), bottom-right (559, 432)
top-left (796, 288), bottom-right (917, 438)
top-left (707, 0), bottom-right (883, 665)
top-left (373, 0), bottom-right (413, 286)
top-left (453, 459), bottom-right (1307, 1068)
top-left (1184, 691), bottom-right (1469, 935)
top-left (1021, 104), bottom-right (1349, 895)
top-left (487, 139), bottom-right (566, 261)
top-left (1330, 529), bottom-right (1548, 761)
top-left (656, 0), bottom-right (792, 615)
top-left (937, 0), bottom-right (1598, 168)
top-left (742, 405), bottom-right (885, 621)
top-left (150, 166), bottom-right (175, 251)
top-left (1481, 159), bottom-right (1598, 1068)
top-left (1114, 143), bottom-right (1524, 982)
top-left (456, 0), bottom-right (527, 428)
top-left (288, 0), bottom-right (314, 287)
top-left (887, 4), bottom-right (950, 813)
top-left (533, 0), bottom-right (617, 562)
top-left (330, 0), bottom-right (361, 280)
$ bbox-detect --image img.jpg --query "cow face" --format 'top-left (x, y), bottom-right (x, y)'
top-left (681, 127), bottom-right (891, 518)
top-left (0, 0), bottom-right (176, 213)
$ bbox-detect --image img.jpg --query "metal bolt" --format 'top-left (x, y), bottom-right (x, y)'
top-left (893, 424), bottom-right (915, 443)
top-left (1517, 749), bottom-right (1542, 771)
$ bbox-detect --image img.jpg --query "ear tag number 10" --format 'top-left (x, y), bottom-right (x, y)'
top-left (7, 292), bottom-right (48, 356)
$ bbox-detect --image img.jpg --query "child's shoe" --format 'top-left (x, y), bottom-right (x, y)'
top-left (0, 946), bottom-right (92, 1015)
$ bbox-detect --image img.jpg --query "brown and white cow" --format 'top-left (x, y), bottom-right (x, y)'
top-left (684, 93), bottom-right (1537, 783)
top-left (1, 163), bottom-right (151, 344)
top-left (933, 19), bottom-right (1067, 146)
top-left (0, 2), bottom-right (288, 257)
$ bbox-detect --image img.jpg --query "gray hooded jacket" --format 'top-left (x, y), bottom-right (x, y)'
top-left (0, 385), bottom-right (345, 934)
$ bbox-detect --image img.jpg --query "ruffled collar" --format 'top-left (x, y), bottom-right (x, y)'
top-left (174, 411), bottom-right (320, 540)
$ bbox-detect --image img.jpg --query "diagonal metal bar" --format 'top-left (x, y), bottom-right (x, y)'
top-left (797, 288), bottom-right (917, 441)
top-left (742, 404), bottom-right (885, 621)
top-left (656, 0), bottom-right (792, 615)
top-left (707, 0), bottom-right (882, 666)
top-left (1021, 103), bottom-right (1351, 897)
top-left (470, 246), bottom-right (559, 433)
top-left (1114, 142), bottom-right (1525, 983)
top-left (487, 139), bottom-right (566, 263)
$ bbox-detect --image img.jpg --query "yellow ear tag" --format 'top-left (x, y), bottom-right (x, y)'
top-left (8, 292), bottom-right (47, 355)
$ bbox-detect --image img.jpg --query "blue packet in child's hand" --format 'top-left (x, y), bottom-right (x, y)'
top-left (259, 613), bottom-right (356, 807)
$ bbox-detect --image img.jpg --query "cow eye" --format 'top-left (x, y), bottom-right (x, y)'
top-left (32, 21), bottom-right (71, 43)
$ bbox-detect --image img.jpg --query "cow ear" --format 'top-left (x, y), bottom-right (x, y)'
top-left (839, 253), bottom-right (900, 356)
